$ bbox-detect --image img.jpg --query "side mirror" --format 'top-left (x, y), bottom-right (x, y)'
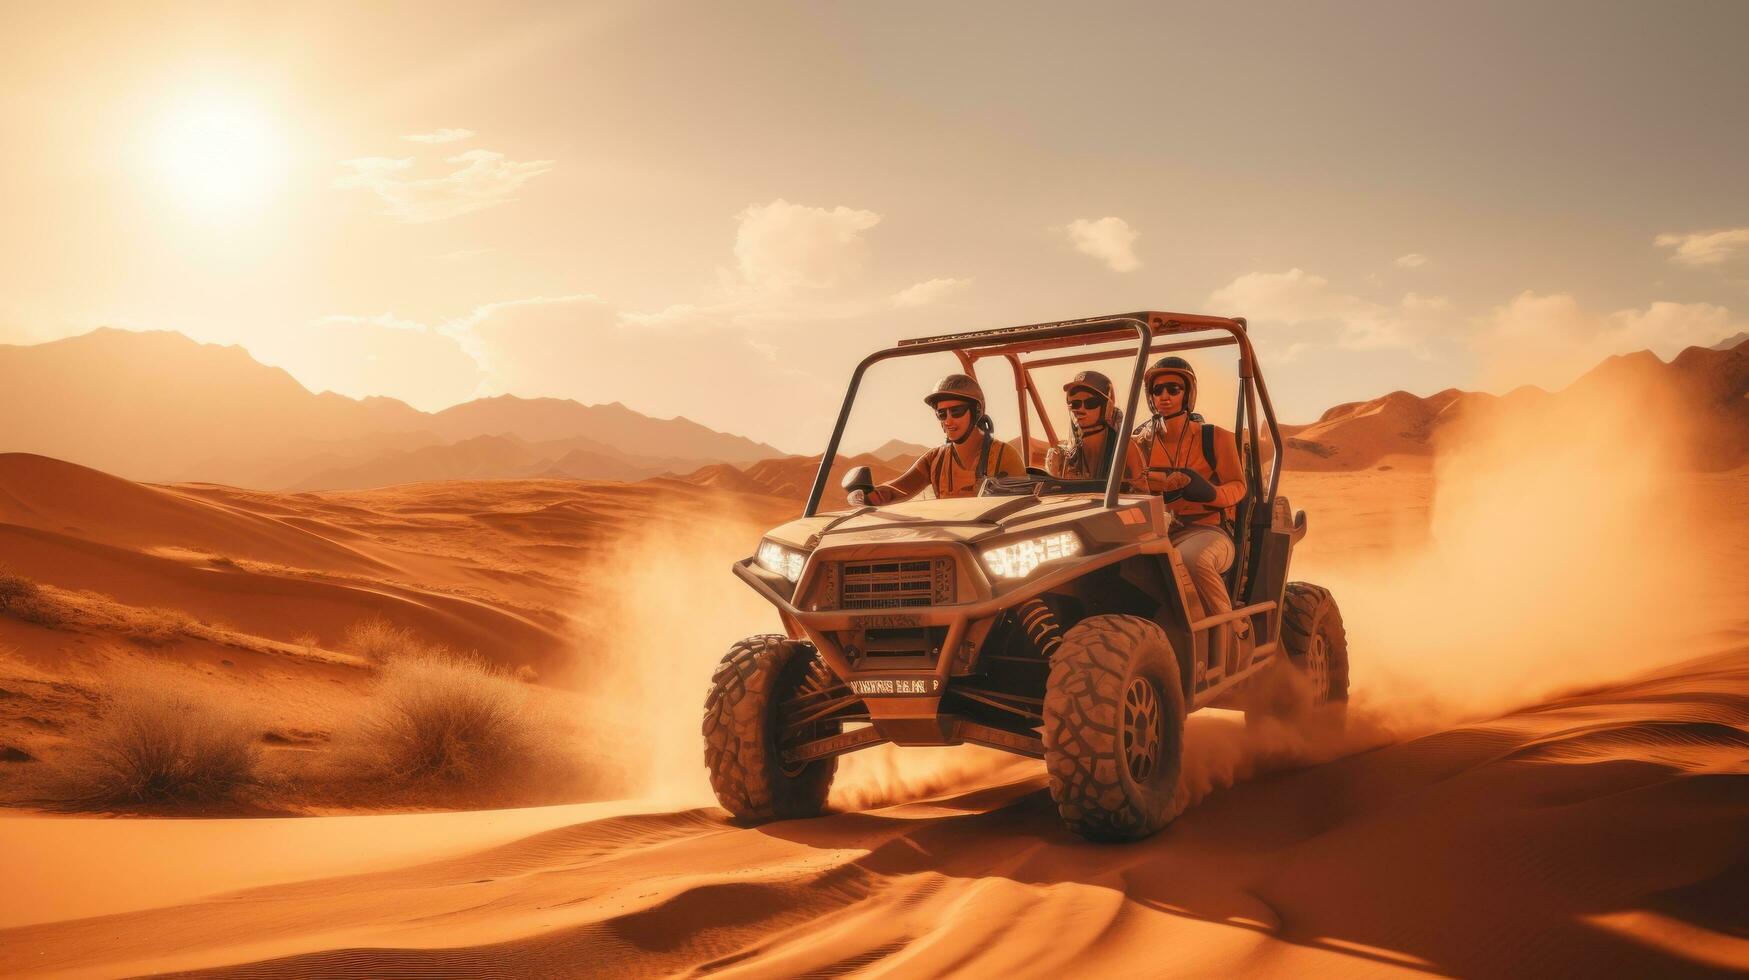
top-left (841, 465), bottom-right (874, 495)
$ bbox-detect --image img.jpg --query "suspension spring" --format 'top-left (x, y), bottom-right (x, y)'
top-left (1017, 597), bottom-right (1065, 660)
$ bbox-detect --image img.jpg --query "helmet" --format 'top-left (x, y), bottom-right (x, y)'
top-left (1062, 370), bottom-right (1114, 401)
top-left (1144, 356), bottom-right (1197, 413)
top-left (924, 373), bottom-right (985, 412)
top-left (1063, 370), bottom-right (1117, 425)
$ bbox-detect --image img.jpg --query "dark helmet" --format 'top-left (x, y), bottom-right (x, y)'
top-left (1063, 370), bottom-right (1118, 424)
top-left (1144, 356), bottom-right (1198, 413)
top-left (923, 373), bottom-right (985, 413)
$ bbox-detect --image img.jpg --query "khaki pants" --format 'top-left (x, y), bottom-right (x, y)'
top-left (1171, 525), bottom-right (1234, 623)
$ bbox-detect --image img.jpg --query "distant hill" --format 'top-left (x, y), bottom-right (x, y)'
top-left (0, 329), bottom-right (428, 483)
top-left (868, 438), bottom-right (936, 462)
top-left (427, 396), bottom-right (776, 463)
top-left (0, 328), bottom-right (782, 488)
top-left (1280, 338), bottom-right (1747, 471)
top-left (675, 452), bottom-right (909, 501)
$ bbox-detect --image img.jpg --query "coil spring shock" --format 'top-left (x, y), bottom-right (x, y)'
top-left (1017, 597), bottom-right (1065, 660)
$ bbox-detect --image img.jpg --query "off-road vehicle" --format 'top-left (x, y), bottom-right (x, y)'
top-left (703, 312), bottom-right (1349, 841)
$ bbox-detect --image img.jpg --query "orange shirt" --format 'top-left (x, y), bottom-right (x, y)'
top-left (875, 430), bottom-right (1025, 502)
top-left (1135, 416), bottom-right (1246, 526)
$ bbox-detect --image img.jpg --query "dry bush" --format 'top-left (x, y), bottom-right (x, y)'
top-left (344, 651), bottom-right (551, 791)
top-left (343, 617), bottom-right (426, 663)
top-left (0, 568), bottom-right (60, 626)
top-left (0, 568), bottom-right (34, 607)
top-left (47, 669), bottom-right (261, 808)
top-left (123, 605), bottom-right (197, 645)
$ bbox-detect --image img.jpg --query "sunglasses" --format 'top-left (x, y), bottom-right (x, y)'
top-left (1066, 397), bottom-right (1105, 411)
top-left (934, 404), bottom-right (972, 420)
top-left (1150, 382), bottom-right (1185, 397)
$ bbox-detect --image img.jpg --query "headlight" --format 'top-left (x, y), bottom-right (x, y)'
top-left (756, 539), bottom-right (808, 582)
top-left (981, 531), bottom-right (1081, 579)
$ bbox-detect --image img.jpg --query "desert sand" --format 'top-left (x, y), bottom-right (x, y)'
top-left (1, 358), bottom-right (1746, 976)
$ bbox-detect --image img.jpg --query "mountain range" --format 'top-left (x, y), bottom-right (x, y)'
top-left (0, 328), bottom-right (783, 488)
top-left (3, 328), bottom-right (1742, 494)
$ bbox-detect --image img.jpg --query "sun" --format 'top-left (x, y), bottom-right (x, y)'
top-left (152, 95), bottom-right (283, 214)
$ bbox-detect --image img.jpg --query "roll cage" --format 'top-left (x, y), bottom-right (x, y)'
top-left (802, 311), bottom-right (1288, 601)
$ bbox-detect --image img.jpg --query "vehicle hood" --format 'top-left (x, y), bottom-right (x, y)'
top-left (763, 493), bottom-right (1149, 550)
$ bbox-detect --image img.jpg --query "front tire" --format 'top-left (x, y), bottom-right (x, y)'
top-left (703, 635), bottom-right (838, 821)
top-left (1043, 615), bottom-right (1187, 842)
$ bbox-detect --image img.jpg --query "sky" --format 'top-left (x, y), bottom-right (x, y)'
top-left (3, 0), bottom-right (1746, 453)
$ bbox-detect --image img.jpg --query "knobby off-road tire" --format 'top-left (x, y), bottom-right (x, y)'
top-left (1244, 582), bottom-right (1350, 727)
top-left (1043, 614), bottom-right (1188, 842)
top-left (703, 634), bottom-right (837, 822)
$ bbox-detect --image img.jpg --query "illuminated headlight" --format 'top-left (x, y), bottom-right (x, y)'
top-left (756, 540), bottom-right (808, 582)
top-left (981, 531), bottom-right (1082, 579)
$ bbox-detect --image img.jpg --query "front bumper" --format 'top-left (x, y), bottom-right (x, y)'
top-left (734, 537), bottom-right (1161, 746)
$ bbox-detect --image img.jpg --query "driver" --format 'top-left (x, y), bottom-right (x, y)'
top-left (1133, 356), bottom-right (1248, 638)
top-left (850, 374), bottom-right (1023, 505)
top-left (1044, 370), bottom-right (1146, 489)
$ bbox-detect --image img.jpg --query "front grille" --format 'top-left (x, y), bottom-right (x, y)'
top-left (840, 558), bottom-right (954, 608)
top-left (852, 625), bottom-right (950, 667)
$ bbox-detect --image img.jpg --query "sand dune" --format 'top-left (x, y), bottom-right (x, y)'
top-left (0, 452), bottom-right (797, 782)
top-left (1, 640), bottom-right (1743, 977)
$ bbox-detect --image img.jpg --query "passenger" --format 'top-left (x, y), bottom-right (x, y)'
top-left (1132, 356), bottom-right (1248, 634)
top-left (1044, 370), bottom-right (1146, 490)
top-left (850, 374), bottom-right (1024, 505)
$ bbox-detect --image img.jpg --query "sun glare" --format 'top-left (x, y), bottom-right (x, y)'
top-left (152, 95), bottom-right (282, 214)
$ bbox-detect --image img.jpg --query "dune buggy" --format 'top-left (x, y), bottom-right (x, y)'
top-left (703, 312), bottom-right (1350, 841)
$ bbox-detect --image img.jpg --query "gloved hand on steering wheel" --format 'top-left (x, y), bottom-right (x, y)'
top-left (1152, 467), bottom-right (1216, 503)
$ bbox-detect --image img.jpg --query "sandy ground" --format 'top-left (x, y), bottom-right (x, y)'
top-left (0, 640), bottom-right (1743, 977)
top-left (0, 447), bottom-right (1745, 976)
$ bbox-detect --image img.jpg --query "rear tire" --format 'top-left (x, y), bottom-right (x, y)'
top-left (703, 635), bottom-right (837, 821)
top-left (1043, 615), bottom-right (1187, 842)
top-left (1244, 582), bottom-right (1349, 727)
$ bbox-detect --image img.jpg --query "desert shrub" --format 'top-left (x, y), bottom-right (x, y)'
top-left (351, 651), bottom-right (543, 787)
top-left (0, 568), bottom-right (35, 608)
top-left (0, 568), bottom-right (57, 626)
top-left (343, 617), bottom-right (426, 663)
top-left (50, 670), bottom-right (260, 807)
top-left (515, 664), bottom-right (539, 684)
top-left (125, 605), bottom-right (197, 645)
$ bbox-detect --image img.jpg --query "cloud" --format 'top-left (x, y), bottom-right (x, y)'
top-left (1065, 216), bottom-right (1140, 272)
top-left (402, 128), bottom-right (475, 144)
top-left (1395, 253), bottom-right (1429, 269)
top-left (1654, 227), bottom-right (1749, 267)
top-left (1478, 291), bottom-right (1743, 391)
top-left (1207, 268), bottom-right (1448, 351)
top-left (335, 148), bottom-right (554, 223)
top-left (892, 277), bottom-right (970, 308)
top-left (732, 199), bottom-right (882, 293)
top-left (622, 199), bottom-right (893, 329)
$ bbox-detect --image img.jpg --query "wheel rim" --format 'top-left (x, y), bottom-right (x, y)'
top-left (1306, 633), bottom-right (1330, 706)
top-left (1122, 677), bottom-right (1163, 782)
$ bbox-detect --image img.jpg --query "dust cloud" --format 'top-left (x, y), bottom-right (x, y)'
top-left (1319, 370), bottom-right (1720, 725)
top-left (565, 505), bottom-right (780, 804)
